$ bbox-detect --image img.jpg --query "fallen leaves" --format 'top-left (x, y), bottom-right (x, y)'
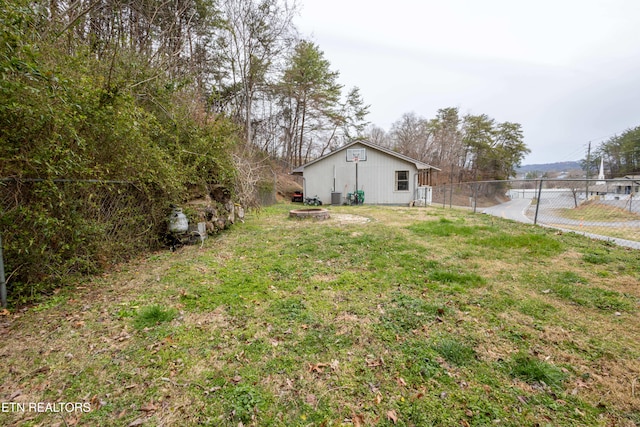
top-left (89, 394), bottom-right (104, 410)
top-left (395, 376), bottom-right (407, 387)
top-left (365, 355), bottom-right (384, 368)
top-left (50, 416), bottom-right (80, 427)
top-left (139, 401), bottom-right (158, 414)
top-left (308, 362), bottom-right (328, 374)
top-left (127, 400), bottom-right (158, 427)
top-left (352, 413), bottom-right (365, 427)
top-left (128, 418), bottom-right (146, 427)
top-left (26, 365), bottom-right (50, 379)
top-left (305, 393), bottom-right (318, 406)
top-left (113, 330), bottom-right (131, 342)
top-left (308, 360), bottom-right (339, 375)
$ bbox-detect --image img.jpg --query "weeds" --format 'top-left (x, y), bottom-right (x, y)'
top-left (133, 305), bottom-right (177, 329)
top-left (508, 352), bottom-right (568, 389)
top-left (224, 384), bottom-right (267, 423)
top-left (431, 336), bottom-right (477, 366)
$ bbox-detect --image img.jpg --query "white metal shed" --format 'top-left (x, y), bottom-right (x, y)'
top-left (291, 140), bottom-right (440, 206)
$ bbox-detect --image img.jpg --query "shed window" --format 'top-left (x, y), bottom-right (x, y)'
top-left (396, 171), bottom-right (409, 191)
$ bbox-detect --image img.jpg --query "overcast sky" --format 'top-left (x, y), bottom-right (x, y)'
top-left (294, 0), bottom-right (640, 165)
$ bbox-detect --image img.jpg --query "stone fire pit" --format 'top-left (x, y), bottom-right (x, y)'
top-left (289, 208), bottom-right (330, 220)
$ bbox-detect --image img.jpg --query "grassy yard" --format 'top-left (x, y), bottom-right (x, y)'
top-left (0, 204), bottom-right (639, 426)
top-left (550, 203), bottom-right (640, 242)
top-left (556, 204), bottom-right (640, 222)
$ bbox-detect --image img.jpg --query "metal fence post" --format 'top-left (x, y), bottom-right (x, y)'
top-left (473, 183), bottom-right (478, 213)
top-left (534, 179), bottom-right (543, 225)
top-left (442, 185), bottom-right (446, 208)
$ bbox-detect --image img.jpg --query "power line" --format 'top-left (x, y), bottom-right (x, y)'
top-left (588, 132), bottom-right (621, 143)
top-left (587, 125), bottom-right (640, 145)
top-left (547, 144), bottom-right (588, 163)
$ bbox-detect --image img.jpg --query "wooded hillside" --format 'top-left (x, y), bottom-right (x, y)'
top-left (0, 0), bottom-right (242, 303)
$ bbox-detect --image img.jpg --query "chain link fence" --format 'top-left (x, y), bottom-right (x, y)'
top-left (0, 178), bottom-right (166, 306)
top-left (433, 178), bottom-right (640, 247)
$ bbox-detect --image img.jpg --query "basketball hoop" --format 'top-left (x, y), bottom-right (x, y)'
top-left (346, 148), bottom-right (366, 162)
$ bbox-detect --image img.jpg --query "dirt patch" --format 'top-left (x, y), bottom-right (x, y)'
top-left (182, 306), bottom-right (229, 329)
top-left (283, 212), bottom-right (370, 227)
top-left (311, 273), bottom-right (339, 282)
top-left (329, 213), bottom-right (370, 224)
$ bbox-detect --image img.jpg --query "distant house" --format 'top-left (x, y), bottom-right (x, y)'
top-left (585, 175), bottom-right (639, 200)
top-left (291, 140), bottom-right (440, 206)
top-left (613, 175), bottom-right (640, 197)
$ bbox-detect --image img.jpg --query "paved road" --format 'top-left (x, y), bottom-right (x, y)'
top-left (482, 199), bottom-right (640, 250)
top-left (482, 199), bottom-right (533, 223)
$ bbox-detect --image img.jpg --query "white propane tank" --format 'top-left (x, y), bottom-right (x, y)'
top-left (169, 207), bottom-right (189, 233)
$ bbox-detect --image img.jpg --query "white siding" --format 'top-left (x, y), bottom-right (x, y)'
top-left (301, 143), bottom-right (419, 205)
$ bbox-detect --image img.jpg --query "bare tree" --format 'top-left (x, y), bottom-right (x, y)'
top-left (218, 0), bottom-right (297, 143)
top-left (389, 112), bottom-right (432, 160)
top-left (365, 124), bottom-right (389, 147)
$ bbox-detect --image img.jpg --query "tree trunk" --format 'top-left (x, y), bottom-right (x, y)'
top-left (297, 97), bottom-right (307, 166)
